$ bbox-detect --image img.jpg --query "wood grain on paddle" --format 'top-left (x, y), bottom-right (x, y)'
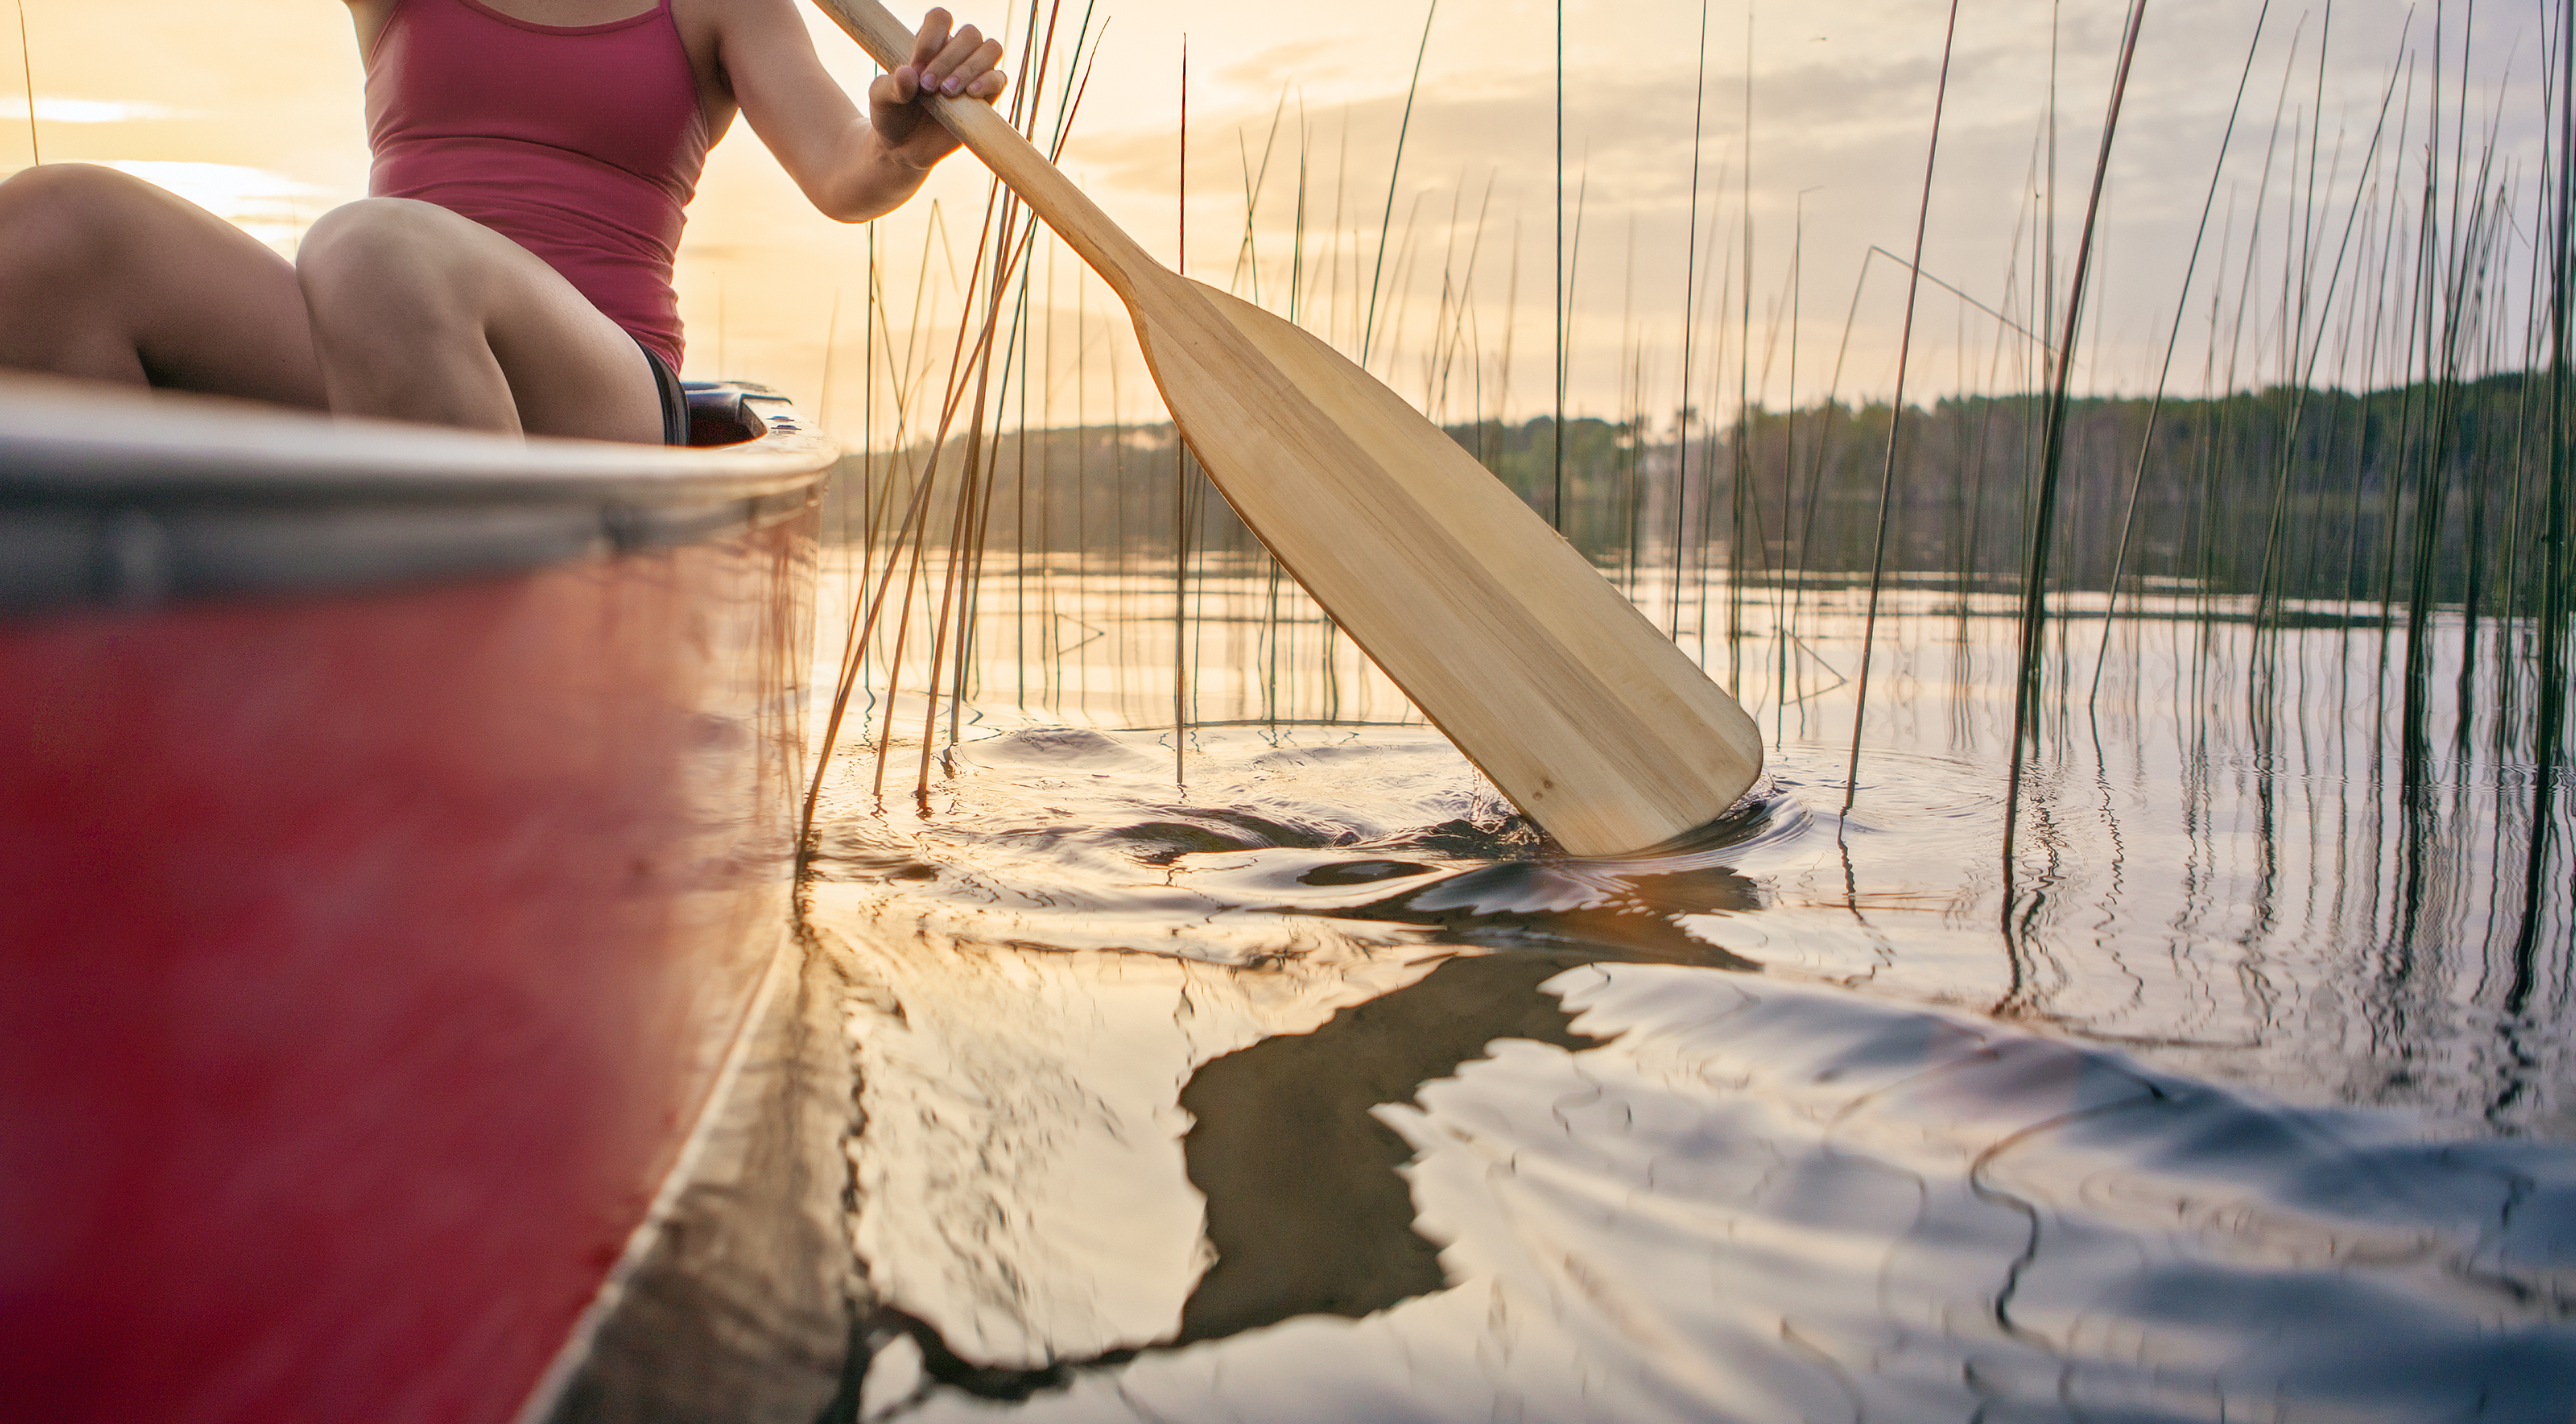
top-left (815, 0), bottom-right (1764, 856)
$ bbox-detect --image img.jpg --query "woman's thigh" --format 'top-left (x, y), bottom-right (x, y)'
top-left (297, 198), bottom-right (663, 444)
top-left (0, 164), bottom-right (326, 408)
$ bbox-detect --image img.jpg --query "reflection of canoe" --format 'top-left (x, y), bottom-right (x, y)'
top-left (0, 379), bottom-right (834, 1424)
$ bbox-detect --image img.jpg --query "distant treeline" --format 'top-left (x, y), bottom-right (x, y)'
top-left (824, 371), bottom-right (2562, 610)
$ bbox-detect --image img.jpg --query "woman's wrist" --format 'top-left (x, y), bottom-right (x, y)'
top-left (829, 132), bottom-right (935, 222)
top-left (874, 123), bottom-right (943, 180)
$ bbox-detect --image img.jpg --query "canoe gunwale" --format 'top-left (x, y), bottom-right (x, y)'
top-left (1, 380), bottom-right (838, 613)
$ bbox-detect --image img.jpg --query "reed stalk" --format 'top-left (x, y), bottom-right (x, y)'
top-left (1360, 0), bottom-right (1440, 369)
top-left (1729, 2), bottom-right (1756, 694)
top-left (1841, 0), bottom-right (1961, 816)
top-left (2513, 0), bottom-right (2573, 1007)
top-left (2094, 4), bottom-right (2275, 699)
top-left (1675, 0), bottom-right (1712, 636)
top-left (2005, 0), bottom-right (2149, 905)
top-left (16, 1), bottom-right (34, 167)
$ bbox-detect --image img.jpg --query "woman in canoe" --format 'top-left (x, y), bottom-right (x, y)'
top-left (0, 0), bottom-right (1005, 445)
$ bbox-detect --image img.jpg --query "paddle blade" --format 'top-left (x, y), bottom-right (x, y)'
top-left (1136, 279), bottom-right (1763, 858)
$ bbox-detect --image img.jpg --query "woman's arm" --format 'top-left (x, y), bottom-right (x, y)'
top-left (714, 1), bottom-right (1005, 224)
top-left (342, 0), bottom-right (391, 59)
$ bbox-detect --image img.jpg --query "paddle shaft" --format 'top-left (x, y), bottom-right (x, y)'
top-left (813, 0), bottom-right (1165, 305)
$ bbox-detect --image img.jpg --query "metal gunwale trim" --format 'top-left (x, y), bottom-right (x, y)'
top-left (1, 381), bottom-right (837, 614)
top-left (0, 379), bottom-right (838, 508)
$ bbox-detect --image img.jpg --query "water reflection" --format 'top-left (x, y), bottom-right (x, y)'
top-left (800, 563), bottom-right (2576, 1421)
top-left (1174, 950), bottom-right (1608, 1347)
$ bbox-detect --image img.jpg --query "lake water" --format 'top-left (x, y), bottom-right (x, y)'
top-left (793, 557), bottom-right (2576, 1422)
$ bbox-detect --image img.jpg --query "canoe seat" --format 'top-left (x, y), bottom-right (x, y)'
top-left (683, 381), bottom-right (791, 448)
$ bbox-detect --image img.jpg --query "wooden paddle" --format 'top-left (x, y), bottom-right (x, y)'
top-left (815, 0), bottom-right (1763, 857)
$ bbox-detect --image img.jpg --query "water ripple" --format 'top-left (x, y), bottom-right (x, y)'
top-left (804, 721), bottom-right (2576, 1421)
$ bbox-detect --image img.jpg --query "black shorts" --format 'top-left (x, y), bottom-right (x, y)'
top-left (637, 336), bottom-right (688, 447)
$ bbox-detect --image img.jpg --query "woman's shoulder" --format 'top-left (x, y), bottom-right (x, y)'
top-left (672, 0), bottom-right (831, 102)
top-left (674, 0), bottom-right (812, 47)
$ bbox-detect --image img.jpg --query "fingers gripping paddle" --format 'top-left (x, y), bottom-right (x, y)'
top-left (816, 0), bottom-right (1763, 857)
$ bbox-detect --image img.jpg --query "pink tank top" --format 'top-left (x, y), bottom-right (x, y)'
top-left (365, 0), bottom-right (710, 371)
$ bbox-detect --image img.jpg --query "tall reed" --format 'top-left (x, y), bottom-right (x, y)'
top-left (1842, 0), bottom-right (1961, 816)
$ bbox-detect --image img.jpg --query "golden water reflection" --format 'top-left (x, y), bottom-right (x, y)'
top-left (801, 561), bottom-right (2576, 1420)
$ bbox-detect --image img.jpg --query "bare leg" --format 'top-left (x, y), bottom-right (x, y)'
top-left (0, 164), bottom-right (327, 408)
top-left (297, 198), bottom-right (663, 445)
top-left (0, 173), bottom-right (666, 443)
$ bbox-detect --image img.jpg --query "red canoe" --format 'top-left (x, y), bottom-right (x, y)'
top-left (0, 378), bottom-right (835, 1423)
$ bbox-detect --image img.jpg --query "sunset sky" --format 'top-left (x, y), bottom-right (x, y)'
top-left (5, 0), bottom-right (2551, 439)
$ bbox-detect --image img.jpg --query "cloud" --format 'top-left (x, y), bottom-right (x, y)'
top-left (0, 97), bottom-right (192, 124)
top-left (1213, 39), bottom-right (1344, 93)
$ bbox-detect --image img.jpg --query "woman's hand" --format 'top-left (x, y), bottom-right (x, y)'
top-left (866, 9), bottom-right (1008, 170)
top-left (713, 0), bottom-right (1008, 222)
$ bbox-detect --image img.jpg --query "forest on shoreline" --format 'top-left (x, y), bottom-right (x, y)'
top-left (824, 370), bottom-right (2560, 610)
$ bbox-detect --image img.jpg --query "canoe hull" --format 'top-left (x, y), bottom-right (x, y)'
top-left (0, 385), bottom-right (826, 1424)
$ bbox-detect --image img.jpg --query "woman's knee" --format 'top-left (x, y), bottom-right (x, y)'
top-left (298, 198), bottom-right (485, 330)
top-left (0, 164), bottom-right (159, 284)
